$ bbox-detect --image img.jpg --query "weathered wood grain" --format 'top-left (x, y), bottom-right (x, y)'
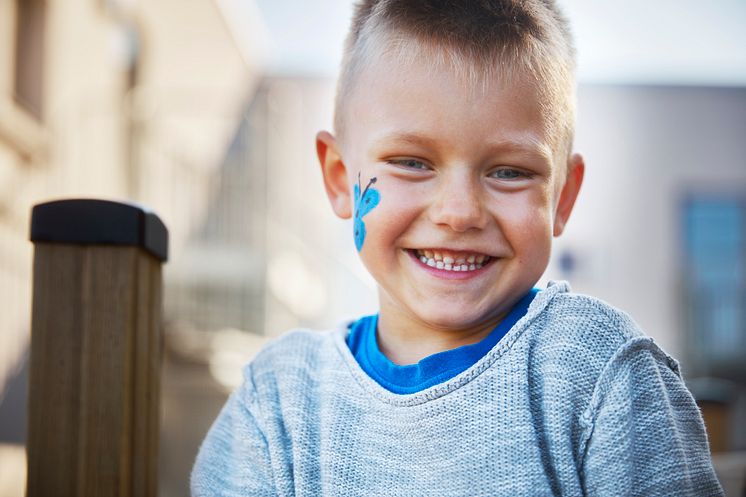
top-left (27, 244), bottom-right (162, 497)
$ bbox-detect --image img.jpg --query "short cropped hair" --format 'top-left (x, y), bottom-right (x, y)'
top-left (334, 0), bottom-right (577, 161)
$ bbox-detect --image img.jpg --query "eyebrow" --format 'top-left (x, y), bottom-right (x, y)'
top-left (370, 131), bottom-right (554, 163)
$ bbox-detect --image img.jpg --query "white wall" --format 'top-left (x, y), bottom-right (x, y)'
top-left (547, 85), bottom-right (746, 360)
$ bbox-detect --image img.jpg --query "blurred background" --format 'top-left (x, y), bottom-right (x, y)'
top-left (0, 0), bottom-right (744, 495)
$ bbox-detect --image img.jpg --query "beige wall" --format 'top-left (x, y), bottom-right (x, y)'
top-left (546, 85), bottom-right (746, 361)
top-left (0, 0), bottom-right (260, 419)
top-left (250, 76), bottom-right (379, 336)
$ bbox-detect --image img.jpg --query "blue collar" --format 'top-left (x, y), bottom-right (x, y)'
top-left (347, 288), bottom-right (539, 394)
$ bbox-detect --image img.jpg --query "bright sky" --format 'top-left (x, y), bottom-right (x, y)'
top-left (227, 0), bottom-right (746, 86)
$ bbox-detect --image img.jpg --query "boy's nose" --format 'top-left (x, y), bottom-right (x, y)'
top-left (428, 176), bottom-right (488, 232)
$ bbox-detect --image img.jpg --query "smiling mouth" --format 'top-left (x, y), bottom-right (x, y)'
top-left (409, 249), bottom-right (492, 272)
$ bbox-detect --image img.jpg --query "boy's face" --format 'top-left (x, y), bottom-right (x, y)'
top-left (318, 49), bottom-right (583, 336)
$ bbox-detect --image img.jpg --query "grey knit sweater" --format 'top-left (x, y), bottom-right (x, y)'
top-left (191, 282), bottom-right (723, 496)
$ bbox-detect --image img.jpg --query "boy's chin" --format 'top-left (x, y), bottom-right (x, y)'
top-left (408, 305), bottom-right (502, 335)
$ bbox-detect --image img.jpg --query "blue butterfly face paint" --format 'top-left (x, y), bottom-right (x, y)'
top-left (353, 173), bottom-right (380, 251)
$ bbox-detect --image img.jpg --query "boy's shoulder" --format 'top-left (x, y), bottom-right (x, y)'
top-left (239, 324), bottom-right (348, 392)
top-left (536, 282), bottom-right (645, 342)
top-left (522, 281), bottom-right (681, 387)
top-left (255, 326), bottom-right (341, 356)
top-left (255, 324), bottom-right (347, 359)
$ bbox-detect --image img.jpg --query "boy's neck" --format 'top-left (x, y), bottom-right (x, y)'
top-left (376, 307), bottom-right (507, 366)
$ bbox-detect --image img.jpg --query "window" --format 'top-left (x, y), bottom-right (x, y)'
top-left (682, 194), bottom-right (746, 379)
top-left (14, 0), bottom-right (46, 120)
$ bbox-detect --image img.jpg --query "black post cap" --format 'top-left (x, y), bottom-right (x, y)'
top-left (30, 199), bottom-right (169, 262)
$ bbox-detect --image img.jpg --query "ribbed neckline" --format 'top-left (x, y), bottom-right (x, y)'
top-left (334, 281), bottom-right (570, 406)
top-left (347, 289), bottom-right (538, 394)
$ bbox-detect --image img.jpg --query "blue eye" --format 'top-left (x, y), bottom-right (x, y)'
top-left (388, 159), bottom-right (430, 171)
top-left (490, 168), bottom-right (528, 180)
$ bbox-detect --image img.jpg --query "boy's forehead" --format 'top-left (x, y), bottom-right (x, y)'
top-left (337, 31), bottom-right (575, 165)
top-left (345, 48), bottom-right (554, 155)
top-left (340, 39), bottom-right (569, 161)
top-left (356, 36), bottom-right (521, 97)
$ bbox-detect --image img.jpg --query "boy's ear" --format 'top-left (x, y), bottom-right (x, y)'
top-left (316, 131), bottom-right (352, 219)
top-left (553, 153), bottom-right (585, 237)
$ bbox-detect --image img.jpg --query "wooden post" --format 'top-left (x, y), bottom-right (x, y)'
top-left (27, 199), bottom-right (168, 497)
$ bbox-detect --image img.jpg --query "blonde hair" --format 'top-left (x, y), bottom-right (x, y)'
top-left (334, 0), bottom-right (577, 161)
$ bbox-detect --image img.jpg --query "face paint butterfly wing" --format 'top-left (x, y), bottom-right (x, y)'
top-left (353, 177), bottom-right (380, 251)
top-left (357, 188), bottom-right (380, 217)
top-left (354, 217), bottom-right (366, 251)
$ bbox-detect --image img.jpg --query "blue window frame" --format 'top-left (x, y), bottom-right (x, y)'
top-left (682, 194), bottom-right (746, 379)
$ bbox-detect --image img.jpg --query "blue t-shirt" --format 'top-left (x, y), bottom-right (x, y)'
top-left (347, 288), bottom-right (539, 394)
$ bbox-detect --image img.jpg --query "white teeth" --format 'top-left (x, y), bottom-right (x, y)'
top-left (414, 250), bottom-right (490, 272)
top-left (415, 249), bottom-right (489, 263)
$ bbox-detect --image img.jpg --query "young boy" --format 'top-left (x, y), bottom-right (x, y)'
top-left (192, 1), bottom-right (723, 495)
